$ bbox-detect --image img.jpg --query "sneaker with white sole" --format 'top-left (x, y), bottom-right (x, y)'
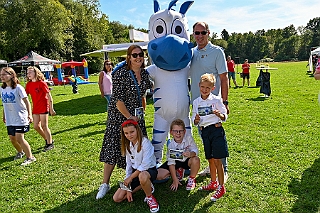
top-left (186, 177), bottom-right (196, 190)
top-left (21, 157), bottom-right (36, 166)
top-left (198, 166), bottom-right (210, 176)
top-left (96, 183), bottom-right (110, 199)
top-left (14, 152), bottom-right (25, 160)
top-left (198, 180), bottom-right (218, 191)
top-left (210, 185), bottom-right (226, 201)
top-left (145, 195), bottom-right (159, 213)
top-left (176, 167), bottom-right (185, 181)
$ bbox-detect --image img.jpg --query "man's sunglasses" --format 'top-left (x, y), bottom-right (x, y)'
top-left (194, 31), bottom-right (208, 35)
top-left (131, 52), bottom-right (144, 58)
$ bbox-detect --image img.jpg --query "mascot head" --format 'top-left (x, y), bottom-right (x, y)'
top-left (148, 0), bottom-right (194, 71)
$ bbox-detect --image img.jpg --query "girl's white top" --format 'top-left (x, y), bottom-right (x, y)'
top-left (125, 137), bottom-right (156, 179)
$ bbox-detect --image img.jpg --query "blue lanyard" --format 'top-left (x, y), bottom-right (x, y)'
top-left (129, 70), bottom-right (142, 107)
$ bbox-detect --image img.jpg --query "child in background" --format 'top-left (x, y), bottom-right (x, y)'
top-left (113, 119), bottom-right (159, 213)
top-left (242, 59), bottom-right (250, 87)
top-left (1, 67), bottom-right (36, 165)
top-left (157, 119), bottom-right (200, 191)
top-left (192, 73), bottom-right (229, 201)
top-left (26, 66), bottom-right (56, 152)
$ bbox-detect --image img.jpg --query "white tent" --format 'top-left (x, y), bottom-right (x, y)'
top-left (80, 41), bottom-right (148, 59)
top-left (308, 47), bottom-right (320, 72)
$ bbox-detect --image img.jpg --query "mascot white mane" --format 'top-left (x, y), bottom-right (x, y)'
top-left (147, 0), bottom-right (194, 163)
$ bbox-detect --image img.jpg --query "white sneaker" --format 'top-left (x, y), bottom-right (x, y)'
top-left (224, 171), bottom-right (228, 183)
top-left (21, 157), bottom-right (36, 166)
top-left (198, 166), bottom-right (210, 176)
top-left (14, 152), bottom-right (25, 160)
top-left (96, 183), bottom-right (110, 199)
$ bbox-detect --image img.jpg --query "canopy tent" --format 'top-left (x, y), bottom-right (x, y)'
top-left (308, 47), bottom-right (320, 72)
top-left (8, 51), bottom-right (60, 67)
top-left (0, 59), bottom-right (7, 65)
top-left (80, 41), bottom-right (148, 59)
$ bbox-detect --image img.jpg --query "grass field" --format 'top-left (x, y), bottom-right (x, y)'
top-left (0, 61), bottom-right (319, 213)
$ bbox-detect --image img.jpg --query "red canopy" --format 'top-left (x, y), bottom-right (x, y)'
top-left (61, 60), bottom-right (83, 68)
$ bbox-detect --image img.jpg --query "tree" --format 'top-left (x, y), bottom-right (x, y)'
top-left (306, 17), bottom-right (320, 47)
top-left (221, 29), bottom-right (229, 41)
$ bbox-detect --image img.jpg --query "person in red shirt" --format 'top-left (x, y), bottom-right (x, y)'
top-left (241, 59), bottom-right (250, 87)
top-left (26, 66), bottom-right (56, 152)
top-left (226, 56), bottom-right (238, 87)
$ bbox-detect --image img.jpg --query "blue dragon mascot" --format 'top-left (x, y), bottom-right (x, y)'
top-left (147, 0), bottom-right (194, 164)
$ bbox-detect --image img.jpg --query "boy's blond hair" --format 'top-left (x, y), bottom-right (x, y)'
top-left (170, 119), bottom-right (186, 131)
top-left (199, 73), bottom-right (215, 87)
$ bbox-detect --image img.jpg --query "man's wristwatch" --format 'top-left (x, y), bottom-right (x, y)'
top-left (223, 100), bottom-right (229, 105)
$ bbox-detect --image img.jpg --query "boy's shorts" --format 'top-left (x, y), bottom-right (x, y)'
top-left (242, 73), bottom-right (250, 79)
top-left (228, 72), bottom-right (236, 80)
top-left (200, 124), bottom-right (229, 159)
top-left (7, 125), bottom-right (30, 136)
top-left (159, 159), bottom-right (191, 171)
top-left (129, 167), bottom-right (158, 191)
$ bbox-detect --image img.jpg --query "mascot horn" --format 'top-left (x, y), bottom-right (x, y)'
top-left (147, 0), bottom-right (194, 164)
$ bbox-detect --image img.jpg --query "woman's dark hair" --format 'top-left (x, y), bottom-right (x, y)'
top-left (125, 45), bottom-right (145, 70)
top-left (102, 59), bottom-right (113, 72)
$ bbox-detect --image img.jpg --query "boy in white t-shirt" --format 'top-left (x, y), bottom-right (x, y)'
top-left (191, 73), bottom-right (229, 201)
top-left (157, 119), bottom-right (200, 191)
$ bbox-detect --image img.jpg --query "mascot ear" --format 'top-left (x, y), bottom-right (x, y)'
top-left (168, 0), bottom-right (178, 10)
top-left (179, 1), bottom-right (194, 15)
top-left (153, 0), bottom-right (160, 13)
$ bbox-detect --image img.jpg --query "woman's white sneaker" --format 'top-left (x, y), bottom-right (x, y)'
top-left (96, 183), bottom-right (110, 199)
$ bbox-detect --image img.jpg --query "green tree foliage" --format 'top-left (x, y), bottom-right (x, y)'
top-left (0, 1), bottom-right (318, 71)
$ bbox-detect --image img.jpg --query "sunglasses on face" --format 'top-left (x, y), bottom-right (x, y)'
top-left (105, 63), bottom-right (112, 66)
top-left (194, 31), bottom-right (208, 35)
top-left (131, 52), bottom-right (144, 58)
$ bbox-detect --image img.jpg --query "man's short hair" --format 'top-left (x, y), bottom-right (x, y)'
top-left (192, 22), bottom-right (209, 31)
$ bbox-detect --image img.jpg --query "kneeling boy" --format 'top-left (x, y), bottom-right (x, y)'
top-left (157, 119), bottom-right (200, 191)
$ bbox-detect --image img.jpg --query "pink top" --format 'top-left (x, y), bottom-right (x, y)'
top-left (102, 71), bottom-right (112, 95)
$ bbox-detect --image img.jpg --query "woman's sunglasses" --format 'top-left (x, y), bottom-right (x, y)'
top-left (194, 31), bottom-right (208, 35)
top-left (131, 52), bottom-right (144, 58)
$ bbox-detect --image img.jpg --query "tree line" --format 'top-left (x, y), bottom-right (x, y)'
top-left (211, 18), bottom-right (320, 63)
top-left (0, 0), bottom-right (319, 72)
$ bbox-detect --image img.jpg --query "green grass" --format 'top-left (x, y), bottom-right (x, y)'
top-left (0, 62), bottom-right (320, 213)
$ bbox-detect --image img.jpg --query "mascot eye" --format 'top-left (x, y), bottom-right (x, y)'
top-left (152, 18), bottom-right (167, 38)
top-left (171, 19), bottom-right (185, 36)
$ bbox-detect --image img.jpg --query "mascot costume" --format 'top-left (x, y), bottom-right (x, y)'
top-left (112, 0), bottom-right (194, 164)
top-left (147, 0), bottom-right (194, 163)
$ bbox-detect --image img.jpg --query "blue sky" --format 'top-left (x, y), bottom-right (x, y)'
top-left (99, 0), bottom-right (318, 36)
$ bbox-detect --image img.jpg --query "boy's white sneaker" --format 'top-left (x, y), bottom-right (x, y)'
top-left (96, 183), bottom-right (110, 199)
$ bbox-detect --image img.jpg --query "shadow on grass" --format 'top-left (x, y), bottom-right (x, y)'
top-left (0, 156), bottom-right (14, 165)
top-left (54, 95), bottom-right (106, 115)
top-left (55, 95), bottom-right (155, 116)
top-left (44, 177), bottom-right (211, 213)
top-left (246, 96), bottom-right (271, 101)
top-left (52, 122), bottom-right (106, 135)
top-left (288, 157), bottom-right (320, 213)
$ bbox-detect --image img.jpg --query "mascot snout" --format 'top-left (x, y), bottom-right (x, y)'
top-left (148, 34), bottom-right (193, 71)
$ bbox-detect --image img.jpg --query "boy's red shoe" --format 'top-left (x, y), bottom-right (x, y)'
top-left (145, 195), bottom-right (159, 213)
top-left (186, 177), bottom-right (196, 190)
top-left (176, 167), bottom-right (185, 181)
top-left (210, 185), bottom-right (226, 201)
top-left (198, 180), bottom-right (218, 191)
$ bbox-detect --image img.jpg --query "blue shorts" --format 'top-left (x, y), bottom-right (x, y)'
top-left (159, 158), bottom-right (191, 171)
top-left (7, 125), bottom-right (30, 136)
top-left (228, 72), bottom-right (236, 80)
top-left (130, 167), bottom-right (158, 191)
top-left (201, 124), bottom-right (229, 159)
